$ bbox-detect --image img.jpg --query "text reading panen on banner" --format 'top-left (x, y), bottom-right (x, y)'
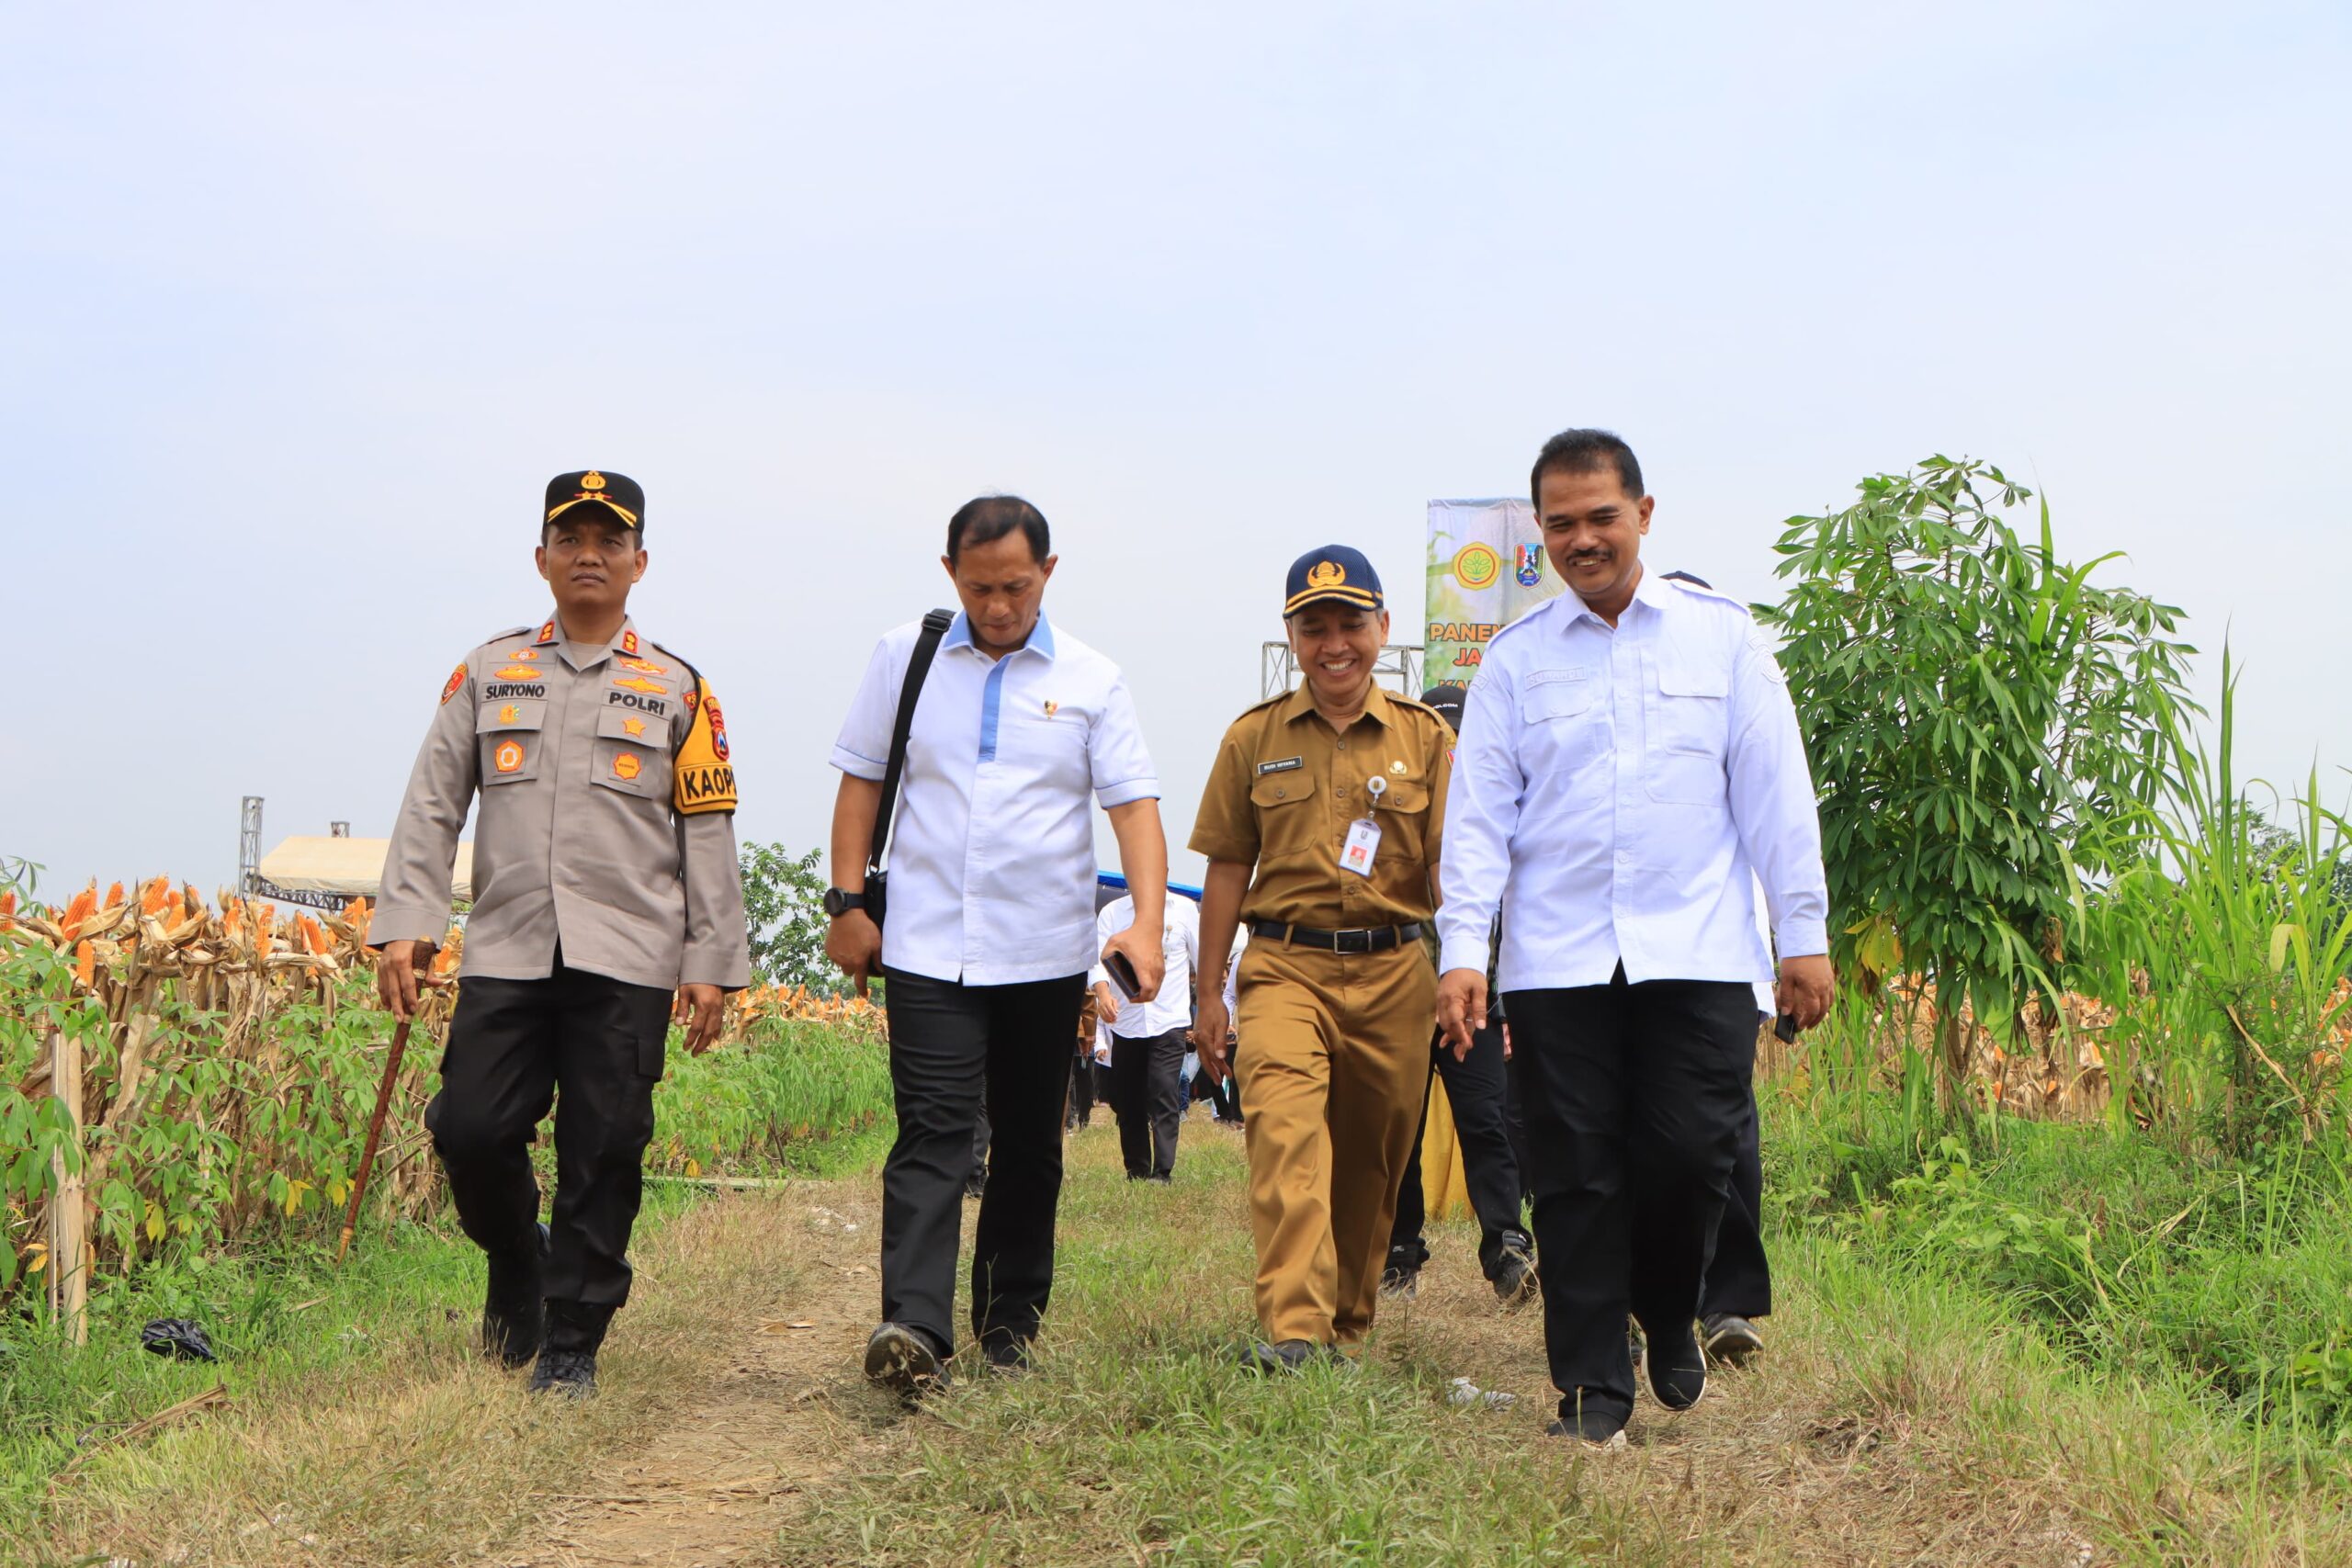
top-left (1422, 499), bottom-right (1561, 685)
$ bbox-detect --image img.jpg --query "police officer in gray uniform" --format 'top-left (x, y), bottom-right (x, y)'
top-left (371, 469), bottom-right (751, 1398)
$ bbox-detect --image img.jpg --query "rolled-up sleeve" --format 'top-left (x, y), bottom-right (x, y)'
top-left (370, 656), bottom-right (480, 950)
top-left (1089, 669), bottom-right (1159, 807)
top-left (829, 633), bottom-right (901, 782)
top-left (1436, 662), bottom-right (1522, 977)
top-left (1727, 625), bottom-right (1829, 959)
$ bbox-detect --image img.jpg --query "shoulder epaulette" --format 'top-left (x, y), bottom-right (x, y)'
top-left (1661, 576), bottom-right (1752, 615)
top-left (484, 624), bottom-right (534, 646)
top-left (647, 640), bottom-right (706, 690)
top-left (1238, 693), bottom-right (1288, 717)
top-left (1483, 599), bottom-right (1555, 650)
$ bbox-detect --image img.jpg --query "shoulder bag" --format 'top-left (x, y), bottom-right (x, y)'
top-left (862, 608), bottom-right (956, 931)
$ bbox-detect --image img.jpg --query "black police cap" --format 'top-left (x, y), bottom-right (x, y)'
top-left (1419, 682), bottom-right (1467, 733)
top-left (1283, 544), bottom-right (1384, 616)
top-left (544, 469), bottom-right (645, 534)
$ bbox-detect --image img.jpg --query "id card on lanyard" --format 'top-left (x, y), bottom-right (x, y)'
top-left (1339, 774), bottom-right (1387, 877)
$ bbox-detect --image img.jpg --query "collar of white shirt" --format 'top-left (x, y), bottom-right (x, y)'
top-left (1552, 564), bottom-right (1679, 634)
top-left (942, 611), bottom-right (1057, 661)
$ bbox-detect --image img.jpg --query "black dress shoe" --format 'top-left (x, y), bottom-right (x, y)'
top-left (978, 1336), bottom-right (1032, 1374)
top-left (1490, 1236), bottom-right (1538, 1308)
top-left (1646, 1322), bottom-right (1707, 1411)
top-left (865, 1322), bottom-right (948, 1399)
top-left (1237, 1338), bottom-right (1325, 1374)
top-left (528, 1347), bottom-right (597, 1399)
top-left (481, 1223), bottom-right (551, 1370)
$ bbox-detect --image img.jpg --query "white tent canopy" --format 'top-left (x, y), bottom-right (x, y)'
top-left (258, 837), bottom-right (474, 903)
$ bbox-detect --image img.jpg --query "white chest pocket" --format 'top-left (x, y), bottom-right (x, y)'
top-left (1519, 670), bottom-right (1606, 790)
top-left (1645, 658), bottom-right (1729, 804)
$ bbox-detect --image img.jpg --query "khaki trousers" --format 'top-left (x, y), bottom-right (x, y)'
top-left (1232, 938), bottom-right (1435, 1345)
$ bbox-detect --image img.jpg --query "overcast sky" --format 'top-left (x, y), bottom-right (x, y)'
top-left (7, 2), bottom-right (2346, 902)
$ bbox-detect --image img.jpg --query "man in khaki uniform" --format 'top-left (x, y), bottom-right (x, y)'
top-left (370, 469), bottom-right (751, 1398)
top-left (1192, 546), bottom-right (1452, 1367)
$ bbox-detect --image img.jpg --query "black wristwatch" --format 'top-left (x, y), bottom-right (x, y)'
top-left (822, 888), bottom-right (867, 919)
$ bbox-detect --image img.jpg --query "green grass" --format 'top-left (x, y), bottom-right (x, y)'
top-left (650, 1013), bottom-right (894, 1176)
top-left (789, 1117), bottom-right (2352, 1565)
top-left (0, 1190), bottom-right (686, 1555)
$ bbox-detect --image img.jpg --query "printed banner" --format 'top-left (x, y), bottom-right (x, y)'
top-left (1423, 498), bottom-right (1559, 686)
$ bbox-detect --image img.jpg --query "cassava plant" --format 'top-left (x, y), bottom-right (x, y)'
top-left (1758, 456), bottom-right (2195, 1116)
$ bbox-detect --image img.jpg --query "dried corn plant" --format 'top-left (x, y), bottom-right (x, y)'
top-left (2, 880), bottom-right (888, 1302)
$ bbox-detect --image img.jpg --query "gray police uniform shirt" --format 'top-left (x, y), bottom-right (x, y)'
top-left (371, 615), bottom-right (752, 992)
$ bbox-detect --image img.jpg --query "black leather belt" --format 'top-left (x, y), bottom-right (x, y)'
top-left (1248, 919), bottom-right (1424, 953)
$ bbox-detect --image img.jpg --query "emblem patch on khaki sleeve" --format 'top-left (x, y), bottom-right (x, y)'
top-left (494, 739), bottom-right (526, 773)
top-left (440, 663), bottom-right (467, 705)
top-left (673, 676), bottom-right (738, 815)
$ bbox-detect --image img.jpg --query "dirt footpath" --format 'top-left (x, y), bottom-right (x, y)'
top-left (523, 1189), bottom-right (886, 1568)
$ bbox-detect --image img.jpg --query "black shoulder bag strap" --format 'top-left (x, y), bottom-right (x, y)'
top-left (863, 607), bottom-right (956, 928)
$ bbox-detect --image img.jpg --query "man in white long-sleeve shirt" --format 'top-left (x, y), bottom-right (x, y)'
top-left (1436, 429), bottom-right (1832, 1450)
top-left (1091, 892), bottom-right (1201, 1180)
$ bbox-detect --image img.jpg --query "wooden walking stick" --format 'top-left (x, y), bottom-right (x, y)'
top-left (336, 1016), bottom-right (413, 1265)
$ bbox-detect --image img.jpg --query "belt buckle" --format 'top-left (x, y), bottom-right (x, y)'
top-left (1336, 928), bottom-right (1370, 954)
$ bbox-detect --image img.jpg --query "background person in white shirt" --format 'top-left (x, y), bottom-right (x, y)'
top-left (825, 495), bottom-right (1170, 1396)
top-left (1436, 430), bottom-right (1832, 1450)
top-left (1090, 891), bottom-right (1202, 1181)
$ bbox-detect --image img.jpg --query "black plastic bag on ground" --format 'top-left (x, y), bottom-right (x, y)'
top-left (140, 1318), bottom-right (217, 1361)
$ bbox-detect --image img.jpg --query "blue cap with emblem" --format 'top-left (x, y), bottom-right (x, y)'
top-left (1283, 545), bottom-right (1384, 616)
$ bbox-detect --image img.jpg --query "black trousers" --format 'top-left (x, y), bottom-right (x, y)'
top-left (1107, 1025), bottom-right (1187, 1179)
top-left (424, 962), bottom-right (672, 1348)
top-left (879, 968), bottom-right (1086, 1358)
top-left (1390, 1021), bottom-right (1526, 1278)
top-left (1699, 1081), bottom-right (1771, 1318)
top-left (1508, 969), bottom-right (1757, 1422)
top-left (1067, 1051), bottom-right (1098, 1127)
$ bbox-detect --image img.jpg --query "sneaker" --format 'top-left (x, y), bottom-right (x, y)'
top-left (865, 1322), bottom-right (948, 1400)
top-left (1491, 1240), bottom-right (1537, 1308)
top-left (1545, 1390), bottom-right (1629, 1450)
top-left (481, 1222), bottom-right (551, 1370)
top-left (1646, 1322), bottom-right (1706, 1412)
top-left (1236, 1338), bottom-right (1325, 1374)
top-left (1702, 1313), bottom-right (1765, 1368)
top-left (527, 1347), bottom-right (597, 1399)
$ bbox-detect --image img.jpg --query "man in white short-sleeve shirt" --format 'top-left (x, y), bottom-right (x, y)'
top-left (1090, 892), bottom-right (1201, 1180)
top-left (825, 494), bottom-right (1170, 1398)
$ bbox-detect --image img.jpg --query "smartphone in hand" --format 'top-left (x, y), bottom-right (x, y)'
top-left (1106, 950), bottom-right (1142, 1000)
top-left (1773, 1012), bottom-right (1799, 1044)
